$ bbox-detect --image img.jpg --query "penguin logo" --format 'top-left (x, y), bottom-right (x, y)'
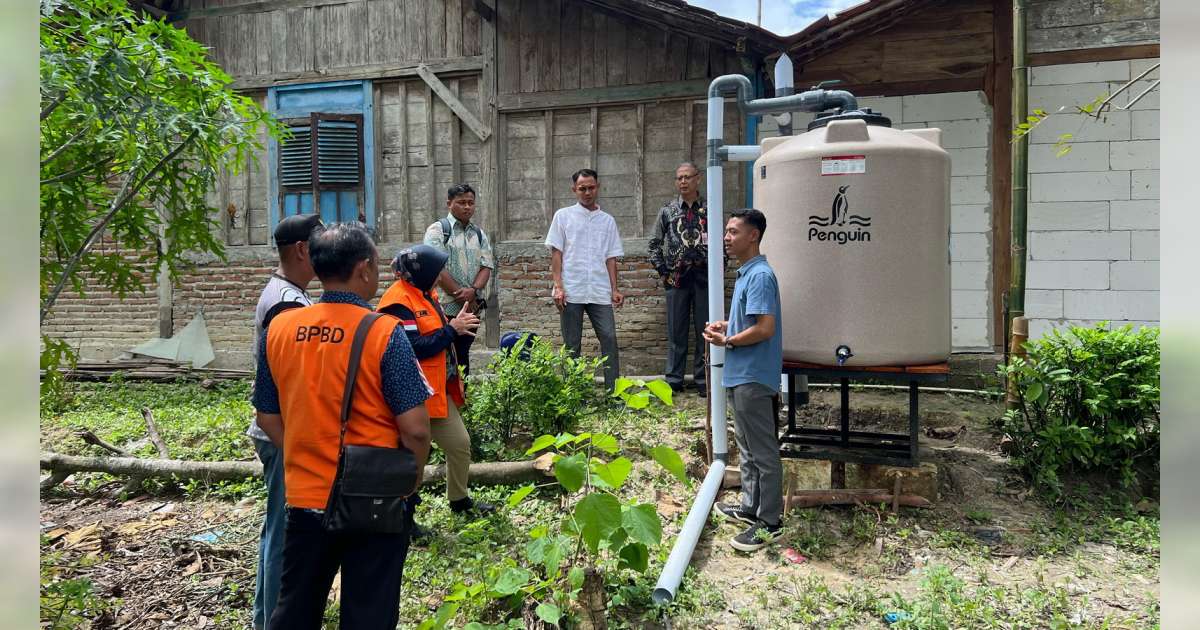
top-left (808, 187), bottom-right (872, 228)
top-left (831, 185), bottom-right (850, 226)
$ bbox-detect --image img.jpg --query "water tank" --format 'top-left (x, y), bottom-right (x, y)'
top-left (754, 113), bottom-right (951, 366)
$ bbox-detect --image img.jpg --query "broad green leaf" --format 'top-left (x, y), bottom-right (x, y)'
top-left (626, 390), bottom-right (650, 410)
top-left (645, 380), bottom-right (674, 406)
top-left (543, 536), bottom-right (567, 574)
top-left (554, 453), bottom-right (588, 492)
top-left (613, 377), bottom-right (635, 396)
top-left (568, 566), bottom-right (586, 590)
top-left (593, 456), bottom-right (633, 490)
top-left (507, 483), bottom-right (535, 508)
top-left (575, 493), bottom-right (622, 553)
top-left (609, 527), bottom-right (628, 549)
top-left (591, 433), bottom-right (619, 454)
top-left (536, 602), bottom-right (562, 626)
top-left (1026, 382), bottom-right (1044, 404)
top-left (527, 434), bottom-right (557, 455)
top-left (417, 602), bottom-right (459, 630)
top-left (618, 542), bottom-right (650, 572)
top-left (555, 432), bottom-right (577, 447)
top-left (491, 567), bottom-right (532, 596)
top-left (651, 445), bottom-right (687, 483)
top-left (622, 502), bottom-right (663, 546)
top-left (525, 536), bottom-right (549, 564)
top-left (464, 623), bottom-right (486, 630)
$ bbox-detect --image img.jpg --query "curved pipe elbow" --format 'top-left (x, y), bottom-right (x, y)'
top-left (708, 74), bottom-right (754, 110)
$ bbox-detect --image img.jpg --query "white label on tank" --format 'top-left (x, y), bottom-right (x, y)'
top-left (821, 155), bottom-right (866, 176)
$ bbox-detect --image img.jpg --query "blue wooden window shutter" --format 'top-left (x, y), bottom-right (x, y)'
top-left (267, 81), bottom-right (376, 241)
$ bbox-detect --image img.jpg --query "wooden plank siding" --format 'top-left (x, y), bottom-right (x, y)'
top-left (494, 0), bottom-right (746, 96)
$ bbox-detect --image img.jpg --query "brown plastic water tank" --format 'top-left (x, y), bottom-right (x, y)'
top-left (753, 116), bottom-right (951, 366)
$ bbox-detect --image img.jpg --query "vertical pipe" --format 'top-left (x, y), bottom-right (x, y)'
top-left (1007, 0), bottom-right (1029, 411)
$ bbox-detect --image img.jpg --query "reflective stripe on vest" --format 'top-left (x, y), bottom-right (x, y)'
top-left (377, 281), bottom-right (450, 418)
top-left (265, 302), bottom-right (402, 510)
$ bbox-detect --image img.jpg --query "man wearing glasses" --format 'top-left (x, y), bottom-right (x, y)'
top-left (649, 162), bottom-right (710, 397)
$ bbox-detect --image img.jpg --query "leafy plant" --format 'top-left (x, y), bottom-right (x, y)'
top-left (462, 336), bottom-right (604, 460)
top-left (999, 323), bottom-right (1159, 497)
top-left (40, 0), bottom-right (279, 374)
top-left (41, 547), bottom-right (114, 629)
top-left (612, 377), bottom-right (674, 410)
top-left (421, 433), bottom-right (687, 628)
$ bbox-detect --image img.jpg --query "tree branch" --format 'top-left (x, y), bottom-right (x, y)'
top-left (40, 124), bottom-right (93, 168)
top-left (40, 155), bottom-right (115, 186)
top-left (141, 407), bottom-right (170, 458)
top-left (41, 91), bottom-right (68, 121)
top-left (40, 130), bottom-right (198, 323)
top-left (75, 429), bottom-right (130, 456)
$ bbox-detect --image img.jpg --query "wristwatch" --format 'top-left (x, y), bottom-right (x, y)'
top-left (725, 337), bottom-right (735, 349)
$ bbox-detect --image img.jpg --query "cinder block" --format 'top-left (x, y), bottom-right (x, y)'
top-left (947, 147), bottom-right (988, 176)
top-left (1025, 289), bottom-right (1064, 318)
top-left (846, 463), bottom-right (940, 503)
top-left (951, 261), bottom-right (989, 290)
top-left (1131, 110), bottom-right (1160, 140)
top-left (952, 318), bottom-right (990, 348)
top-left (1130, 58), bottom-right (1161, 77)
top-left (1109, 79), bottom-right (1159, 111)
top-left (902, 91), bottom-right (989, 123)
top-left (782, 459), bottom-right (831, 492)
top-left (858, 96), bottom-right (903, 121)
top-left (1029, 141), bottom-right (1110, 173)
top-left (1064, 290), bottom-right (1159, 320)
top-left (951, 175), bottom-right (990, 205)
top-left (1030, 60), bottom-right (1130, 85)
top-left (951, 204), bottom-right (990, 234)
top-left (1030, 171), bottom-right (1130, 202)
top-left (1109, 140), bottom-right (1159, 171)
top-left (1131, 169), bottom-right (1159, 199)
top-left (1027, 317), bottom-right (1071, 340)
top-left (1131, 231), bottom-right (1159, 260)
top-left (951, 233), bottom-right (989, 262)
top-left (1110, 200), bottom-right (1159, 230)
top-left (952, 289), bottom-right (989, 318)
top-left (927, 119), bottom-right (990, 149)
top-left (1029, 231), bottom-right (1129, 261)
top-left (1028, 201), bottom-right (1109, 231)
top-left (1029, 82), bottom-right (1113, 111)
top-left (1111, 261), bottom-right (1159, 290)
top-left (1031, 109), bottom-right (1130, 143)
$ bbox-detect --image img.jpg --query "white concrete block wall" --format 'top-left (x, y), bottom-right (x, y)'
top-left (759, 90), bottom-right (994, 350)
top-left (1025, 59), bottom-right (1160, 339)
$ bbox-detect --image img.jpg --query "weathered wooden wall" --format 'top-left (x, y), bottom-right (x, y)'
top-left (494, 0), bottom-right (747, 97)
top-left (1027, 0), bottom-right (1159, 53)
top-left (791, 0), bottom-right (995, 95)
top-left (177, 0), bottom-right (483, 85)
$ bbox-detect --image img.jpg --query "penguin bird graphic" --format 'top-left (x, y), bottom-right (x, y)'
top-left (830, 185), bottom-right (850, 226)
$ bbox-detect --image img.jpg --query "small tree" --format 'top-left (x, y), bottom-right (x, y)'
top-left (39, 0), bottom-right (279, 373)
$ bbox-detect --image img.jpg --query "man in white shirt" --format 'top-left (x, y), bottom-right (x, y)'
top-left (545, 168), bottom-right (623, 389)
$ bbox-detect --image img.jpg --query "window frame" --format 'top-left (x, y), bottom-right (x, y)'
top-left (266, 80), bottom-right (376, 239)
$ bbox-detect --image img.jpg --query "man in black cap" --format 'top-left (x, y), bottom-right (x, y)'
top-left (249, 213), bottom-right (322, 630)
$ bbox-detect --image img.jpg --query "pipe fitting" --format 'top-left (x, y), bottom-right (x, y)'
top-left (836, 345), bottom-right (854, 366)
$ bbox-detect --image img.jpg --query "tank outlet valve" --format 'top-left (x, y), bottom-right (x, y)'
top-left (835, 345), bottom-right (854, 366)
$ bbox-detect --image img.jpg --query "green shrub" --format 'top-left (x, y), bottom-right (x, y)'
top-left (999, 323), bottom-right (1159, 497)
top-left (462, 336), bottom-right (604, 461)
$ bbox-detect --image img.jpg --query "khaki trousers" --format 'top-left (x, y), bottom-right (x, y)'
top-left (430, 399), bottom-right (472, 501)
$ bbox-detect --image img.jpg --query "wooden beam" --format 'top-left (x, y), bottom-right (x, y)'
top-left (416, 63), bottom-right (493, 141)
top-left (426, 83), bottom-right (437, 240)
top-left (170, 0), bottom-right (362, 21)
top-left (990, 0), bottom-right (1013, 351)
top-left (1027, 43), bottom-right (1159, 67)
top-left (479, 0), bottom-right (501, 348)
top-left (635, 103), bottom-right (645, 236)
top-left (589, 107), bottom-right (599, 170)
top-left (543, 110), bottom-right (554, 225)
top-left (451, 79), bottom-right (463, 183)
top-left (231, 56), bottom-right (485, 91)
top-left (398, 80), bottom-right (410, 236)
top-left (498, 78), bottom-right (712, 112)
top-left (794, 77), bottom-right (985, 99)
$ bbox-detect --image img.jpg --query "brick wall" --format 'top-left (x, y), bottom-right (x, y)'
top-left (1025, 58), bottom-right (1159, 338)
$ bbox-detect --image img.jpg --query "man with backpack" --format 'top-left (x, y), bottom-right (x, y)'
top-left (422, 183), bottom-right (494, 376)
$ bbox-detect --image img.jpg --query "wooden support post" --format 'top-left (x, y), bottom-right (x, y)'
top-left (683, 101), bottom-right (694, 164)
top-left (426, 82), bottom-right (437, 237)
top-left (589, 107), bottom-right (599, 170)
top-left (450, 79), bottom-right (463, 184)
top-left (220, 167), bottom-right (231, 245)
top-left (416, 63), bottom-right (492, 141)
top-left (479, 0), bottom-right (500, 348)
top-left (635, 103), bottom-right (645, 236)
top-left (243, 164), bottom-right (252, 245)
top-left (543, 109), bottom-right (554, 224)
top-left (398, 80), bottom-right (410, 235)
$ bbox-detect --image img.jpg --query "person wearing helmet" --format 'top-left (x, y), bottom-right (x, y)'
top-left (378, 245), bottom-right (495, 529)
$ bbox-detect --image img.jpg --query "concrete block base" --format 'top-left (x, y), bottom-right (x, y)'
top-left (782, 459), bottom-right (939, 504)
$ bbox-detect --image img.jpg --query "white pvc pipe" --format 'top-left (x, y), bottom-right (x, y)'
top-left (723, 145), bottom-right (763, 162)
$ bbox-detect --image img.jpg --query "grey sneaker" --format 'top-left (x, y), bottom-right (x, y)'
top-left (714, 502), bottom-right (756, 526)
top-left (730, 521), bottom-right (783, 552)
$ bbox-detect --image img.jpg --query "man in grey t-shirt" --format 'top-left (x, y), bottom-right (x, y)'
top-left (249, 213), bottom-right (321, 630)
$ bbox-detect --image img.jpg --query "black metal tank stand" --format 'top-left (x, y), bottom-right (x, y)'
top-left (779, 362), bottom-right (950, 468)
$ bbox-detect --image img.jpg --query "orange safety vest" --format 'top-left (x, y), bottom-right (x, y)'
top-left (265, 302), bottom-right (404, 510)
top-left (377, 281), bottom-right (453, 418)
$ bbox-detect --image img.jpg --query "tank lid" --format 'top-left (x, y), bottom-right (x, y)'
top-left (807, 108), bottom-right (892, 131)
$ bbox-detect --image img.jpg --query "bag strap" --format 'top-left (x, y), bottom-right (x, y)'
top-left (440, 217), bottom-right (452, 245)
top-left (337, 311), bottom-right (386, 442)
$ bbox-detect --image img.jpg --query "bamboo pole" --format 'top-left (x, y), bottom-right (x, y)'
top-left (1007, 0), bottom-right (1029, 412)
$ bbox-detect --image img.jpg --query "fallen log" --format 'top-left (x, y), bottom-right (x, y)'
top-left (40, 452), bottom-right (552, 487)
top-left (785, 489), bottom-right (933, 509)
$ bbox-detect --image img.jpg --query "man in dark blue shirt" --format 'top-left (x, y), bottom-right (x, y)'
top-left (703, 208), bottom-right (785, 552)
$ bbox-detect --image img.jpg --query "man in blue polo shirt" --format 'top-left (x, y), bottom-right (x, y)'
top-left (702, 208), bottom-right (784, 552)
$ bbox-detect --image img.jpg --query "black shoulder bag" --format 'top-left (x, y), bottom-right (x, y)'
top-left (322, 312), bottom-right (420, 534)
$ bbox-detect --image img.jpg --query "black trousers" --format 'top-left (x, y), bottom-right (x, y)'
top-left (268, 506), bottom-right (413, 630)
top-left (453, 330), bottom-right (475, 377)
top-left (665, 280), bottom-right (708, 388)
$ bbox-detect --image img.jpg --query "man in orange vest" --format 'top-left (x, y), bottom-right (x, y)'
top-left (378, 244), bottom-right (495, 524)
top-left (252, 222), bottom-right (432, 629)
